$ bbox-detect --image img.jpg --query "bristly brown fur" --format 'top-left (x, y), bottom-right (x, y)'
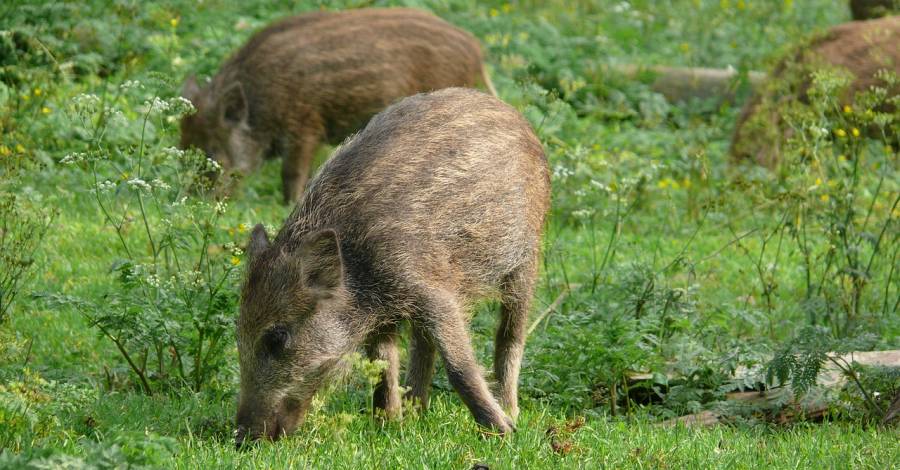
top-left (179, 8), bottom-right (494, 202)
top-left (235, 88), bottom-right (549, 445)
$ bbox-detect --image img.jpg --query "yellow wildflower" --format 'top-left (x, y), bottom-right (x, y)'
top-left (489, 8), bottom-right (499, 17)
top-left (170, 17), bottom-right (179, 28)
top-left (736, 0), bottom-right (746, 10)
top-left (834, 128), bottom-right (846, 138)
top-left (815, 177), bottom-right (822, 186)
top-left (34, 88), bottom-right (42, 96)
top-left (41, 107), bottom-right (50, 114)
top-left (820, 194), bottom-right (829, 203)
top-left (15, 144), bottom-right (25, 153)
top-left (837, 155), bottom-right (847, 163)
top-left (851, 127), bottom-right (860, 138)
top-left (679, 43), bottom-right (690, 53)
top-left (843, 105), bottom-right (852, 114)
top-left (682, 178), bottom-right (692, 189)
top-left (237, 223), bottom-right (247, 233)
top-left (502, 3), bottom-right (512, 13)
top-left (0, 145), bottom-right (10, 156)
top-left (120, 171), bottom-right (130, 180)
top-left (231, 256), bottom-right (241, 266)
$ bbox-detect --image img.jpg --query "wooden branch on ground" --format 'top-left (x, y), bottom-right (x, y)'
top-left (652, 350), bottom-right (900, 427)
top-left (610, 64), bottom-right (767, 103)
top-left (527, 284), bottom-right (578, 337)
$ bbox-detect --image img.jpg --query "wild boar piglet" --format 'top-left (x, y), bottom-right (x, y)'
top-left (235, 87), bottom-right (549, 446)
top-left (180, 8), bottom-right (495, 202)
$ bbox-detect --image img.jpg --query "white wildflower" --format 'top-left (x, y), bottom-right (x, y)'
top-left (214, 200), bottom-right (227, 214)
top-left (143, 96), bottom-right (171, 114)
top-left (552, 164), bottom-right (573, 179)
top-left (572, 208), bottom-right (594, 219)
top-left (97, 180), bottom-right (117, 193)
top-left (126, 178), bottom-right (152, 192)
top-left (171, 96), bottom-right (195, 113)
top-left (589, 179), bottom-right (610, 192)
top-left (72, 93), bottom-right (100, 114)
top-left (161, 146), bottom-right (185, 159)
top-left (119, 80), bottom-right (143, 91)
top-left (151, 178), bottom-right (171, 191)
top-left (60, 152), bottom-right (87, 165)
top-left (145, 273), bottom-right (161, 288)
top-left (224, 242), bottom-right (244, 256)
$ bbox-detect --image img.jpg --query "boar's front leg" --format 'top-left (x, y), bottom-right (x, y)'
top-left (281, 131), bottom-right (321, 204)
top-left (404, 324), bottom-right (436, 409)
top-left (365, 324), bottom-right (402, 420)
top-left (418, 289), bottom-right (514, 434)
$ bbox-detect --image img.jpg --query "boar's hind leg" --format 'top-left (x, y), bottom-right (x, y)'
top-left (365, 324), bottom-right (402, 420)
top-left (404, 324), bottom-right (436, 409)
top-left (494, 262), bottom-right (536, 422)
top-left (281, 132), bottom-right (320, 204)
top-left (419, 289), bottom-right (514, 434)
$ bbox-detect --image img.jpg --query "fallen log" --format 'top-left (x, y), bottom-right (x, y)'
top-left (653, 350), bottom-right (900, 427)
top-left (612, 64), bottom-right (766, 103)
top-left (659, 410), bottom-right (720, 427)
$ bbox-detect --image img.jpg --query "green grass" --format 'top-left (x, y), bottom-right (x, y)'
top-left (2, 0), bottom-right (899, 468)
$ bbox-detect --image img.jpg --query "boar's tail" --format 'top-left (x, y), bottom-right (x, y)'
top-left (480, 65), bottom-right (499, 97)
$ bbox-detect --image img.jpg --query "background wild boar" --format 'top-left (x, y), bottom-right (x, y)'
top-left (731, 15), bottom-right (899, 167)
top-left (235, 88), bottom-right (549, 445)
top-left (850, 0), bottom-right (899, 20)
top-left (180, 8), bottom-right (496, 203)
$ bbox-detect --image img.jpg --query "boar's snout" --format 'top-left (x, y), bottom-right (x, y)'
top-left (234, 395), bottom-right (308, 448)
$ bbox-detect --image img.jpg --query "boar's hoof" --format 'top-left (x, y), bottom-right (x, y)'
top-left (480, 413), bottom-right (516, 435)
top-left (501, 415), bottom-right (517, 434)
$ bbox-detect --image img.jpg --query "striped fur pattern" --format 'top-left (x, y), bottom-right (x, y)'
top-left (235, 88), bottom-right (550, 445)
top-left (180, 8), bottom-right (492, 202)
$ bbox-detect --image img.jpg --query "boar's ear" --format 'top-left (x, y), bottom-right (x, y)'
top-left (181, 75), bottom-right (201, 104)
top-left (220, 82), bottom-right (248, 125)
top-left (247, 224), bottom-right (270, 260)
top-left (297, 229), bottom-right (343, 298)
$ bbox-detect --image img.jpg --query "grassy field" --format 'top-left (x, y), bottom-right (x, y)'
top-left (1, 0), bottom-right (898, 468)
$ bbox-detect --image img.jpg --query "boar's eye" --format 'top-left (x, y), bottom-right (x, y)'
top-left (262, 326), bottom-right (290, 356)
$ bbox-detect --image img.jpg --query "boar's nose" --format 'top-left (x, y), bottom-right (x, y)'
top-left (234, 425), bottom-right (249, 450)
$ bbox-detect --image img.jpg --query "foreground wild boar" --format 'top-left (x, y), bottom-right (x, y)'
top-left (180, 8), bottom-right (495, 203)
top-left (731, 15), bottom-right (899, 167)
top-left (234, 88), bottom-right (549, 445)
